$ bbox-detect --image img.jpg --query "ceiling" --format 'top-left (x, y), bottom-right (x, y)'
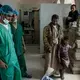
top-left (19, 0), bottom-right (58, 4)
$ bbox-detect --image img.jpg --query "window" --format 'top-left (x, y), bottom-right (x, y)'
top-left (64, 0), bottom-right (75, 4)
top-left (57, 0), bottom-right (75, 4)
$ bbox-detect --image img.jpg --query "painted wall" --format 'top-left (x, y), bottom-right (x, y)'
top-left (19, 0), bottom-right (75, 4)
top-left (75, 0), bottom-right (80, 11)
top-left (40, 4), bottom-right (71, 53)
top-left (20, 0), bottom-right (56, 4)
top-left (0, 0), bottom-right (20, 10)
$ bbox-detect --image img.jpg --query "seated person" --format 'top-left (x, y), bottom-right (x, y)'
top-left (66, 4), bottom-right (79, 28)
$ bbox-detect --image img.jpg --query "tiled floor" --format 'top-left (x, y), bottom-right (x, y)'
top-left (23, 45), bottom-right (80, 80)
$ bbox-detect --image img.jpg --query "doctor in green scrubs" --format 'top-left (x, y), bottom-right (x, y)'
top-left (10, 10), bottom-right (32, 78)
top-left (0, 5), bottom-right (22, 80)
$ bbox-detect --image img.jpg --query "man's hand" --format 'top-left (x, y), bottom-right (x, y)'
top-left (53, 38), bottom-right (58, 45)
top-left (0, 60), bottom-right (8, 69)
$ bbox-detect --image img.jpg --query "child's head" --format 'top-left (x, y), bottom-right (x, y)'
top-left (61, 36), bottom-right (69, 45)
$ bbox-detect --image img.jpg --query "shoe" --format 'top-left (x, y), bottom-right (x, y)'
top-left (61, 77), bottom-right (64, 80)
top-left (49, 74), bottom-right (54, 78)
top-left (49, 74), bottom-right (60, 78)
top-left (22, 73), bottom-right (32, 78)
top-left (53, 71), bottom-right (60, 76)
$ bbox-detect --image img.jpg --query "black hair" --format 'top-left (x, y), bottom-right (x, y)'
top-left (0, 4), bottom-right (2, 8)
top-left (61, 36), bottom-right (69, 45)
top-left (71, 4), bottom-right (76, 9)
top-left (51, 14), bottom-right (59, 21)
top-left (0, 4), bottom-right (2, 15)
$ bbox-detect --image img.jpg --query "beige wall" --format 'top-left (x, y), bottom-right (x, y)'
top-left (19, 0), bottom-right (75, 4)
top-left (0, 0), bottom-right (20, 10)
top-left (20, 0), bottom-right (56, 4)
top-left (75, 0), bottom-right (80, 10)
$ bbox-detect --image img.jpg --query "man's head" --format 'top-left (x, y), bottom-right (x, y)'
top-left (51, 14), bottom-right (59, 25)
top-left (71, 4), bottom-right (76, 12)
top-left (0, 5), bottom-right (13, 24)
top-left (11, 10), bottom-right (19, 22)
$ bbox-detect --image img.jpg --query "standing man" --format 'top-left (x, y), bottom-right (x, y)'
top-left (10, 10), bottom-right (32, 78)
top-left (43, 14), bottom-right (63, 74)
top-left (0, 5), bottom-right (22, 80)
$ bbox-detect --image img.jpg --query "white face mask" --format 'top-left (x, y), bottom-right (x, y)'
top-left (3, 18), bottom-right (9, 25)
top-left (14, 19), bottom-right (17, 22)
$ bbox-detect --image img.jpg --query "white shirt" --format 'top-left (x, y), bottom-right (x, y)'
top-left (52, 25), bottom-right (58, 44)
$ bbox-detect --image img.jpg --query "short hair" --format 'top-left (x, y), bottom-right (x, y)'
top-left (0, 4), bottom-right (2, 8)
top-left (63, 36), bottom-right (69, 41)
top-left (61, 36), bottom-right (69, 45)
top-left (71, 4), bottom-right (76, 9)
top-left (51, 14), bottom-right (59, 21)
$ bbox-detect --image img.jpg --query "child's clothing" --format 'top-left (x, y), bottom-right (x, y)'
top-left (57, 44), bottom-right (71, 80)
top-left (59, 44), bottom-right (71, 68)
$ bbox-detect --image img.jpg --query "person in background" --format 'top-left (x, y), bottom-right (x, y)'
top-left (10, 10), bottom-right (32, 78)
top-left (0, 5), bottom-right (22, 80)
top-left (43, 14), bottom-right (63, 75)
top-left (56, 36), bottom-right (76, 80)
top-left (66, 4), bottom-right (79, 28)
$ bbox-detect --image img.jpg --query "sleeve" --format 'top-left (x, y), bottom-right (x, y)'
top-left (68, 12), bottom-right (71, 17)
top-left (19, 24), bottom-right (24, 36)
top-left (74, 11), bottom-right (79, 21)
top-left (58, 25), bottom-right (63, 43)
top-left (0, 32), bottom-right (5, 60)
top-left (43, 27), bottom-right (51, 52)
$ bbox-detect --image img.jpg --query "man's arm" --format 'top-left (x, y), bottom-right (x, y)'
top-left (73, 10), bottom-right (79, 21)
top-left (58, 25), bottom-right (63, 44)
top-left (0, 32), bottom-right (8, 69)
top-left (22, 36), bottom-right (26, 53)
top-left (43, 27), bottom-right (51, 53)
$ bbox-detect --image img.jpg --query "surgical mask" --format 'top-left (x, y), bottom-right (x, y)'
top-left (14, 19), bottom-right (17, 22)
top-left (3, 18), bottom-right (9, 25)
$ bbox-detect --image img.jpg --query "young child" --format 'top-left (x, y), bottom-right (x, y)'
top-left (57, 36), bottom-right (76, 80)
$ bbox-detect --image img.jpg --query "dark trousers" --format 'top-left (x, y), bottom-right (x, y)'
top-left (18, 54), bottom-right (27, 76)
top-left (59, 69), bottom-right (65, 80)
top-left (0, 75), bottom-right (2, 80)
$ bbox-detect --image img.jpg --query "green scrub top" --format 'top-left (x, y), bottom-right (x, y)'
top-left (0, 23), bottom-right (18, 65)
top-left (0, 23), bottom-right (22, 80)
top-left (10, 23), bottom-right (23, 56)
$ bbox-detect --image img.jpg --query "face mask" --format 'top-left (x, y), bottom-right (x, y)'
top-left (14, 19), bottom-right (17, 22)
top-left (3, 18), bottom-right (9, 25)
